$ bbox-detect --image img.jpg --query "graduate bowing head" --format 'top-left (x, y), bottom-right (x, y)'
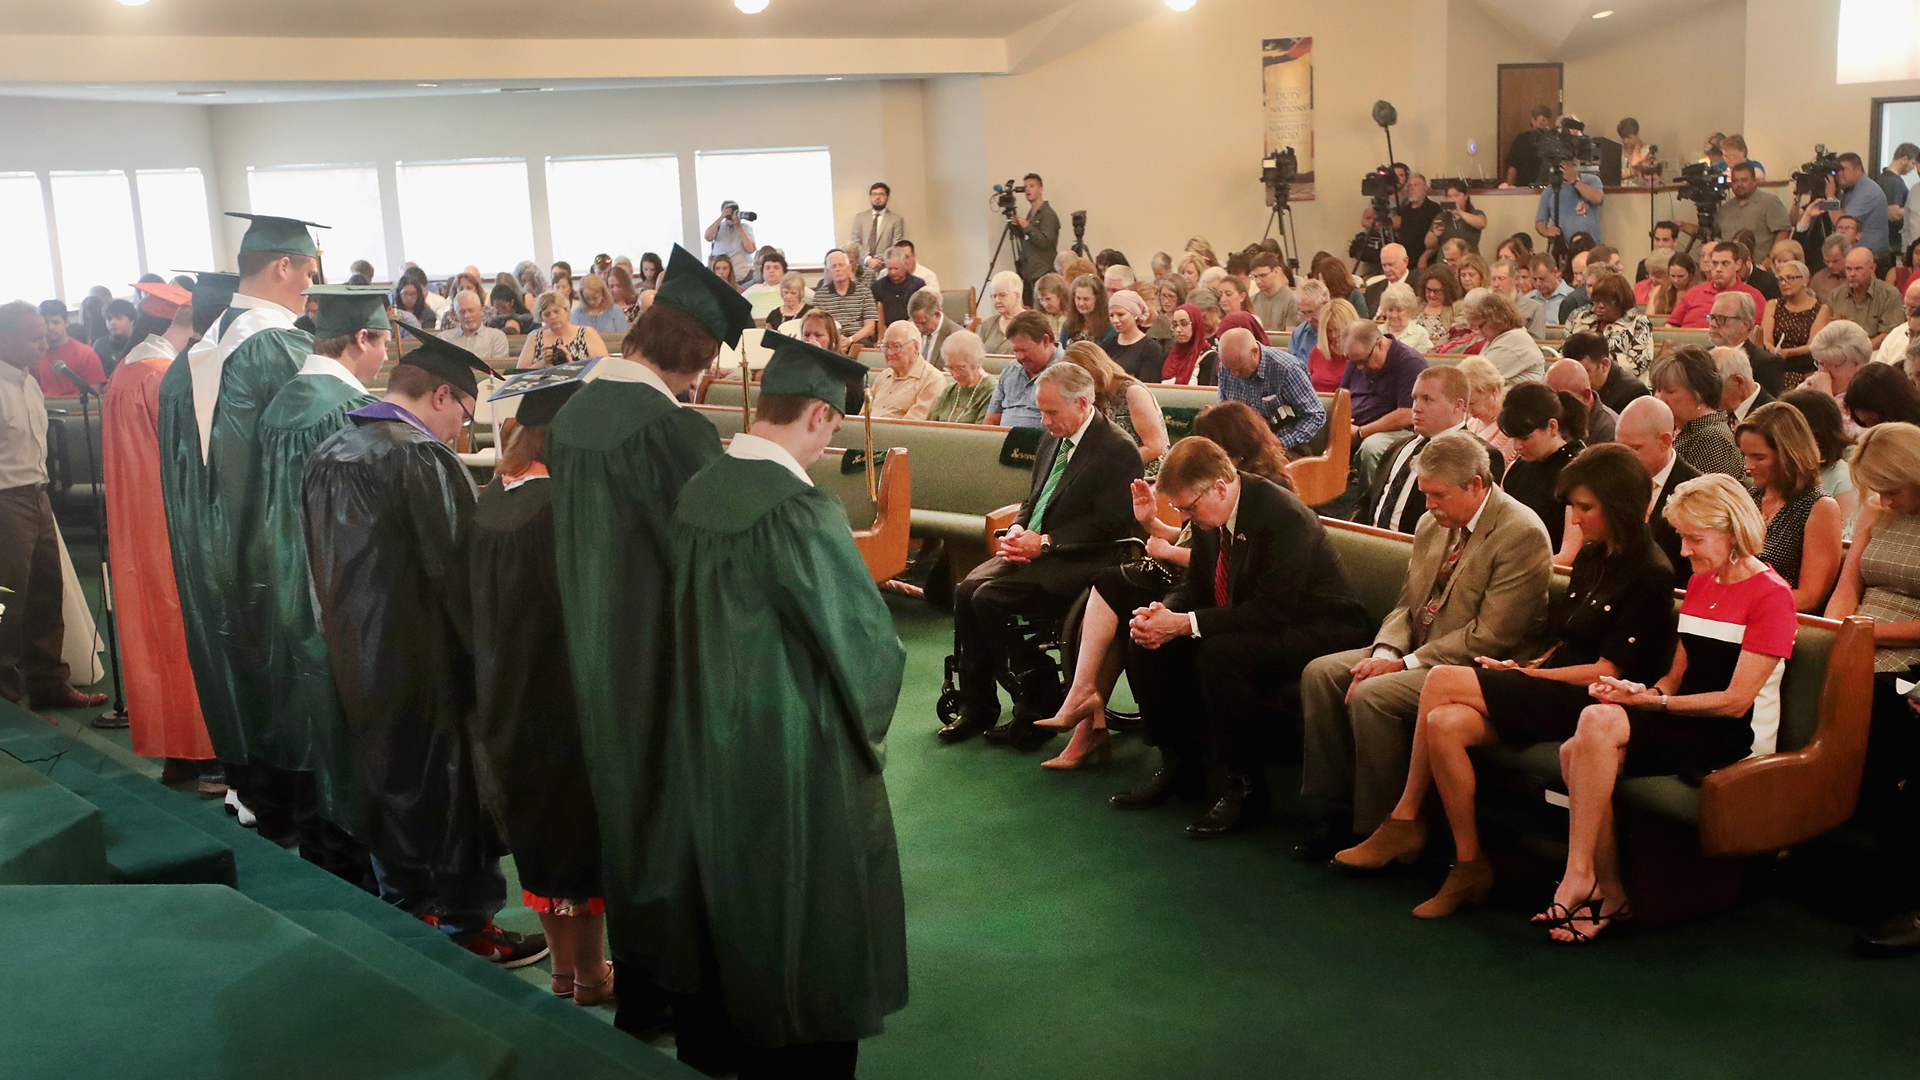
top-left (393, 322), bottom-right (499, 445)
top-left (752, 331), bottom-right (868, 468)
top-left (488, 359), bottom-right (595, 475)
top-left (621, 244), bottom-right (756, 393)
top-left (129, 280), bottom-right (192, 340)
top-left (307, 284), bottom-right (394, 383)
top-left (226, 213), bottom-right (326, 309)
top-left (185, 271), bottom-right (239, 338)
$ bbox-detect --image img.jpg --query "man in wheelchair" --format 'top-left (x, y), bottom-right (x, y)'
top-left (940, 362), bottom-right (1144, 751)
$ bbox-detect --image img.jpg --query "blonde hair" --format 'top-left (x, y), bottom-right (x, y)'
top-left (1851, 421), bottom-right (1920, 497)
top-left (536, 289), bottom-right (570, 319)
top-left (1455, 355), bottom-right (1505, 411)
top-left (1319, 297), bottom-right (1361, 353)
top-left (578, 273), bottom-right (612, 312)
top-left (1177, 252), bottom-right (1208, 281)
top-left (1061, 340), bottom-right (1129, 403)
top-left (1664, 473), bottom-right (1766, 561)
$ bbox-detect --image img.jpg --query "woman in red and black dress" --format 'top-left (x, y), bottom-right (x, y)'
top-left (1548, 473), bottom-right (1798, 943)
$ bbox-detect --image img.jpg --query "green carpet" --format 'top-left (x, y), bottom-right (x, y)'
top-left (29, 532), bottom-right (1920, 1078)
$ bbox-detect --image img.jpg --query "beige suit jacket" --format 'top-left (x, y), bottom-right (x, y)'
top-left (1373, 486), bottom-right (1553, 668)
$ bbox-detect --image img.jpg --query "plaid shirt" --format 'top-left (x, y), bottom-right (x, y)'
top-left (1215, 345), bottom-right (1326, 449)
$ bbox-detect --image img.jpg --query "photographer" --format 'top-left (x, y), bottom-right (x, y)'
top-left (1535, 158), bottom-right (1606, 246)
top-left (702, 200), bottom-right (756, 285)
top-left (1798, 153), bottom-right (1891, 259)
top-left (1392, 174), bottom-right (1445, 255)
top-left (1717, 162), bottom-right (1793, 249)
top-left (1012, 173), bottom-right (1060, 305)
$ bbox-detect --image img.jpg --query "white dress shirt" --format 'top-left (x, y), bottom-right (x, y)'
top-left (0, 361), bottom-right (50, 489)
top-left (727, 432), bottom-right (813, 486)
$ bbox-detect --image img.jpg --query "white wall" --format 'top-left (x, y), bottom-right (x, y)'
top-left (1746, 0), bottom-right (1920, 176)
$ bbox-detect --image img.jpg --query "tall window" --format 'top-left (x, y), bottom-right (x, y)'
top-left (546, 155), bottom-right (684, 268)
top-left (49, 171), bottom-right (141, 302)
top-left (247, 165), bottom-right (386, 280)
top-left (694, 149), bottom-right (836, 269)
top-left (0, 174), bottom-right (55, 303)
top-left (396, 159), bottom-right (534, 277)
top-left (1839, 1), bottom-right (1920, 83)
top-left (136, 169), bottom-right (214, 276)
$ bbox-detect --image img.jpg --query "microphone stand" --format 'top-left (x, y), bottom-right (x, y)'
top-left (56, 365), bottom-right (127, 728)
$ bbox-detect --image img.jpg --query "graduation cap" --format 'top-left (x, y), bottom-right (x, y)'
top-left (129, 280), bottom-right (191, 319)
top-left (759, 330), bottom-right (868, 416)
top-left (305, 283), bottom-right (392, 339)
top-left (398, 322), bottom-right (498, 398)
top-left (488, 359), bottom-right (597, 427)
top-left (654, 243), bottom-right (755, 348)
top-left (225, 212), bottom-right (327, 258)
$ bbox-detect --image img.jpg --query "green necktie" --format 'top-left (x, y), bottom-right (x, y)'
top-left (1028, 437), bottom-right (1073, 535)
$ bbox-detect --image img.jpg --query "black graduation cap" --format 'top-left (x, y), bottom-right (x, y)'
top-left (760, 330), bottom-right (869, 416)
top-left (398, 322), bottom-right (498, 398)
top-left (488, 359), bottom-right (596, 427)
top-left (654, 243), bottom-right (756, 348)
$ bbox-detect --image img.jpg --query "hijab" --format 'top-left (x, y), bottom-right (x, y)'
top-left (1161, 303), bottom-right (1209, 384)
top-left (1213, 311), bottom-right (1271, 347)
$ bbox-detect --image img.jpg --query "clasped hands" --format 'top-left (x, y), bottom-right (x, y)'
top-left (995, 524), bottom-right (1045, 563)
top-left (1129, 602), bottom-right (1190, 649)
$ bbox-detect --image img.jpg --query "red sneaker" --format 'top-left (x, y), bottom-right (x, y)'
top-left (460, 922), bottom-right (549, 969)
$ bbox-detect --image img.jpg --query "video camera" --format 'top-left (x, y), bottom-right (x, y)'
top-left (1537, 118), bottom-right (1599, 177)
top-left (992, 179), bottom-right (1021, 218)
top-left (1676, 161), bottom-right (1728, 206)
top-left (1360, 166), bottom-right (1397, 201)
top-left (1262, 148), bottom-right (1298, 205)
top-left (1792, 144), bottom-right (1842, 199)
top-left (1352, 166), bottom-right (1401, 265)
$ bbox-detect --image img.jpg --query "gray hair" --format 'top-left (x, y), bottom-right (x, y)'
top-left (1414, 430), bottom-right (1494, 489)
top-left (1711, 345), bottom-right (1752, 383)
top-left (908, 287), bottom-right (942, 317)
top-left (990, 270), bottom-right (1023, 299)
top-left (1106, 263), bottom-right (1137, 288)
top-left (1036, 360), bottom-right (1095, 403)
top-left (943, 329), bottom-right (985, 369)
top-left (1295, 278), bottom-right (1331, 306)
top-left (1377, 281), bottom-right (1418, 316)
top-left (1711, 289), bottom-right (1756, 322)
top-left (1811, 319), bottom-right (1873, 368)
top-left (1777, 259), bottom-right (1808, 280)
top-left (1345, 318), bottom-right (1383, 353)
top-left (1188, 286), bottom-right (1221, 314)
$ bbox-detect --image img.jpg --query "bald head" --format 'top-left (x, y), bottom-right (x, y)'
top-left (882, 318), bottom-right (920, 374)
top-left (0, 301), bottom-right (47, 370)
top-left (1546, 358), bottom-right (1592, 403)
top-left (1906, 279), bottom-right (1920, 319)
top-left (1381, 244), bottom-right (1409, 282)
top-left (1617, 396), bottom-right (1677, 476)
top-left (1218, 326), bottom-right (1262, 379)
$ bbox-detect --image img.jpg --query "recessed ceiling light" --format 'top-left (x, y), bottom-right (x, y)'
top-left (736, 0), bottom-right (770, 12)
top-left (1592, 9), bottom-right (1614, 17)
top-left (118, 0), bottom-right (153, 6)
top-left (177, 90), bottom-right (225, 97)
top-left (1165, 0), bottom-right (1197, 10)
top-left (417, 82), bottom-right (438, 88)
top-left (499, 86), bottom-right (551, 93)
top-left (825, 77), bottom-right (843, 82)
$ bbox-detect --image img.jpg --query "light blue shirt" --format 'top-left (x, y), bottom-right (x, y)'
top-left (1535, 171), bottom-right (1605, 244)
top-left (984, 346), bottom-right (1063, 428)
top-left (571, 303), bottom-right (630, 336)
top-left (1525, 281), bottom-right (1575, 325)
top-left (1840, 177), bottom-right (1892, 254)
top-left (1289, 320), bottom-right (1318, 364)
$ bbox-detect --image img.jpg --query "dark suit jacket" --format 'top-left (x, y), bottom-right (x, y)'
top-left (1650, 454), bottom-right (1702, 579)
top-left (1166, 473), bottom-right (1371, 639)
top-left (1363, 428), bottom-right (1508, 535)
top-left (1009, 411), bottom-right (1144, 592)
top-left (1744, 341), bottom-right (1786, 397)
top-left (1730, 384), bottom-right (1776, 425)
top-left (922, 315), bottom-right (964, 370)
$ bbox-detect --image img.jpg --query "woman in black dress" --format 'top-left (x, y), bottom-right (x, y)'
top-left (1335, 445), bottom-right (1676, 919)
top-left (1498, 381), bottom-right (1586, 554)
top-left (1735, 401), bottom-right (1843, 612)
top-left (470, 366), bottom-right (611, 1005)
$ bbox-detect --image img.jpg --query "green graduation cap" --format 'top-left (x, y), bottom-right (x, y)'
top-left (226, 212), bottom-right (327, 258)
top-left (654, 243), bottom-right (755, 348)
top-left (185, 270), bottom-right (239, 313)
top-left (488, 358), bottom-right (597, 427)
top-left (759, 330), bottom-right (868, 416)
top-left (305, 283), bottom-right (393, 339)
top-left (398, 322), bottom-right (498, 398)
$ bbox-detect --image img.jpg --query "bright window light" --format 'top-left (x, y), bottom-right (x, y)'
top-left (50, 171), bottom-right (140, 301)
top-left (546, 155), bottom-right (684, 267)
top-left (0, 173), bottom-right (56, 302)
top-left (1837, 1), bottom-right (1920, 83)
top-left (136, 169), bottom-right (214, 275)
top-left (396, 159), bottom-right (534, 278)
top-left (248, 164), bottom-right (387, 280)
top-left (694, 148), bottom-right (835, 268)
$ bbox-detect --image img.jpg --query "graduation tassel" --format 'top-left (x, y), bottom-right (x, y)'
top-left (863, 381), bottom-right (877, 505)
top-left (742, 347), bottom-right (753, 429)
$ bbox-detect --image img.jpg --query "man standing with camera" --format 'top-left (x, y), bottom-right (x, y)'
top-left (1391, 175), bottom-right (1444, 255)
top-left (1013, 173), bottom-right (1060, 306)
top-left (1535, 157), bottom-right (1606, 247)
top-left (703, 201), bottom-right (756, 286)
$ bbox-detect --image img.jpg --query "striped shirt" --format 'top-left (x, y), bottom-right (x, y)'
top-left (812, 277), bottom-right (877, 340)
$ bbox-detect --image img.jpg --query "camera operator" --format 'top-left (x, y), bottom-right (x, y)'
top-left (1797, 153), bottom-right (1891, 261)
top-left (1012, 173), bottom-right (1060, 305)
top-left (1502, 105), bottom-right (1557, 188)
top-left (1535, 158), bottom-right (1606, 247)
top-left (703, 200), bottom-right (756, 285)
top-left (1392, 174), bottom-right (1445, 255)
top-left (1715, 162), bottom-right (1792, 250)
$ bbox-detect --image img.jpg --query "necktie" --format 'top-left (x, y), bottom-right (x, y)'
top-left (1028, 437), bottom-right (1073, 535)
top-left (1214, 529), bottom-right (1232, 607)
top-left (1375, 437), bottom-right (1427, 530)
top-left (1413, 528), bottom-right (1470, 646)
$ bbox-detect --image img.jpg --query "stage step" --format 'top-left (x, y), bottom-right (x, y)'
top-left (0, 750), bottom-right (108, 884)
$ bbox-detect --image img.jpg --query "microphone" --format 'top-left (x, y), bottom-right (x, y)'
top-left (54, 361), bottom-right (95, 399)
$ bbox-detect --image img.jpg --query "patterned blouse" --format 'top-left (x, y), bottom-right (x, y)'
top-left (1856, 511), bottom-right (1920, 673)
top-left (1755, 486), bottom-right (1823, 588)
top-left (1675, 412), bottom-right (1746, 480)
top-left (1564, 308), bottom-right (1654, 377)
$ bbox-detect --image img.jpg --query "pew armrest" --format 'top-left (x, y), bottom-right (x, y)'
top-left (1697, 615), bottom-right (1876, 856)
top-left (983, 503), bottom-right (1021, 548)
top-left (851, 450), bottom-right (913, 583)
top-left (1286, 389), bottom-right (1352, 506)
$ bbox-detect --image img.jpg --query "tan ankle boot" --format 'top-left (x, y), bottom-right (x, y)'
top-left (1332, 817), bottom-right (1426, 870)
top-left (1412, 856), bottom-right (1494, 918)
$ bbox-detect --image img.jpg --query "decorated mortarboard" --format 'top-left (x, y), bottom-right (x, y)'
top-left (487, 358), bottom-right (598, 427)
top-left (226, 212), bottom-right (327, 258)
top-left (653, 243), bottom-right (755, 348)
top-left (398, 322), bottom-right (498, 398)
top-left (129, 280), bottom-right (191, 319)
top-left (184, 270), bottom-right (240, 313)
top-left (304, 283), bottom-right (393, 339)
top-left (759, 330), bottom-right (869, 416)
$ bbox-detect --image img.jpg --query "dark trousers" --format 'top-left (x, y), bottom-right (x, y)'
top-left (235, 759), bottom-right (373, 890)
top-left (1127, 620), bottom-right (1369, 775)
top-left (0, 484), bottom-right (69, 707)
top-left (952, 560), bottom-right (1074, 719)
top-left (370, 854), bottom-right (506, 942)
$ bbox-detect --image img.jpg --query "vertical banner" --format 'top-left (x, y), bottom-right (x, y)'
top-left (1262, 37), bottom-right (1315, 200)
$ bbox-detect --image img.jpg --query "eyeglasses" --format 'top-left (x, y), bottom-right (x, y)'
top-left (1705, 314), bottom-right (1748, 326)
top-left (882, 341), bottom-right (912, 352)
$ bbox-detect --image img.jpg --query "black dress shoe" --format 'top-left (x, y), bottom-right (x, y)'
top-left (1854, 908), bottom-right (1920, 958)
top-left (938, 714), bottom-right (994, 743)
top-left (1187, 774), bottom-right (1269, 840)
top-left (981, 719), bottom-right (1019, 746)
top-left (1111, 765), bottom-right (1202, 810)
top-left (1291, 829), bottom-right (1363, 863)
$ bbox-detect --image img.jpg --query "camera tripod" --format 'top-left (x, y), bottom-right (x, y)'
top-left (1263, 184), bottom-right (1300, 275)
top-left (980, 215), bottom-right (1025, 301)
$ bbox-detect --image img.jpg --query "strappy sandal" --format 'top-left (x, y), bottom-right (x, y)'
top-left (550, 972), bottom-right (575, 998)
top-left (573, 964), bottom-right (617, 1007)
top-left (1543, 890), bottom-right (1631, 945)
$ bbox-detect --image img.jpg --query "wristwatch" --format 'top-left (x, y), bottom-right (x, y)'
top-left (1039, 535), bottom-right (1053, 555)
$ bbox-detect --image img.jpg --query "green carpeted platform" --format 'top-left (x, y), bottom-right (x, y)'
top-left (0, 750), bottom-right (107, 885)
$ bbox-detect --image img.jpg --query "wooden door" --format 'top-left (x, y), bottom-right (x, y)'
top-left (1497, 64), bottom-right (1563, 180)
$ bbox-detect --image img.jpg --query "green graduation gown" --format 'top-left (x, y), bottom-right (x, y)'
top-left (667, 451), bottom-right (909, 1048)
top-left (250, 357), bottom-right (375, 833)
top-left (157, 305), bottom-right (311, 764)
top-left (546, 371), bottom-right (722, 985)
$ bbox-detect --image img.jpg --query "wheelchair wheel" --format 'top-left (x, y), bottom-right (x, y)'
top-left (935, 655), bottom-right (965, 728)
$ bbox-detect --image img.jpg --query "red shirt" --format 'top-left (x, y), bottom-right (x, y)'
top-left (1665, 280), bottom-right (1767, 329)
top-left (33, 338), bottom-right (106, 398)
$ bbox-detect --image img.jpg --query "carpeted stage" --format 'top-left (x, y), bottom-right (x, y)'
top-left (9, 573), bottom-right (1920, 1078)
